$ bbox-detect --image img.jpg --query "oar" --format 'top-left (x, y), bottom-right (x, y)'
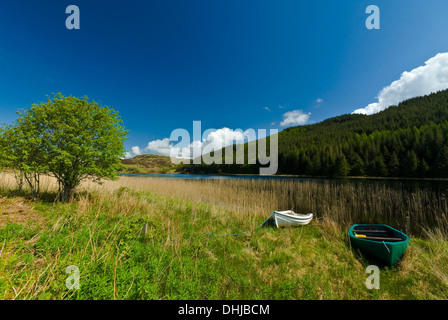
top-left (355, 234), bottom-right (403, 241)
top-left (354, 229), bottom-right (388, 233)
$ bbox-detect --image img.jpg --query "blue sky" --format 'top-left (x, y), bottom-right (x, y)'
top-left (1, 1), bottom-right (448, 156)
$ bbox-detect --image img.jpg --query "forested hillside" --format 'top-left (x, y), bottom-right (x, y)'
top-left (178, 89), bottom-right (448, 178)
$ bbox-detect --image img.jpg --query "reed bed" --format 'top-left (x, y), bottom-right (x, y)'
top-left (90, 176), bottom-right (448, 236)
top-left (2, 171), bottom-right (448, 234)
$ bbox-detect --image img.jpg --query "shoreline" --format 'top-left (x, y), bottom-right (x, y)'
top-left (118, 171), bottom-right (448, 182)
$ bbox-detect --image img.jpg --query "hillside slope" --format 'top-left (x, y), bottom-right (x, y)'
top-left (179, 89), bottom-right (448, 178)
top-left (120, 154), bottom-right (178, 174)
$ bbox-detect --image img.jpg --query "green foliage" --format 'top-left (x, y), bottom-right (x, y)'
top-left (333, 155), bottom-right (350, 177)
top-left (0, 124), bottom-right (44, 195)
top-left (0, 93), bottom-right (128, 200)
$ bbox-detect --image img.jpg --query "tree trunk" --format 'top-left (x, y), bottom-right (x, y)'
top-left (15, 170), bottom-right (24, 192)
top-left (62, 185), bottom-right (75, 202)
top-left (24, 172), bottom-right (40, 200)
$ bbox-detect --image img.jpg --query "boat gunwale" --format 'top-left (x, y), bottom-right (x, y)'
top-left (348, 224), bottom-right (410, 245)
top-left (274, 211), bottom-right (314, 220)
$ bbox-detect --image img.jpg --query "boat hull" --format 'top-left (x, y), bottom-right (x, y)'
top-left (274, 211), bottom-right (313, 228)
top-left (348, 224), bottom-right (410, 267)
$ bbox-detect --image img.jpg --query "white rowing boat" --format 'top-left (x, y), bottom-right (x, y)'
top-left (273, 210), bottom-right (313, 228)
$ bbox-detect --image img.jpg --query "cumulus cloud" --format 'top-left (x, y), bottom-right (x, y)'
top-left (353, 52), bottom-right (448, 115)
top-left (203, 128), bottom-right (246, 149)
top-left (316, 98), bottom-right (323, 103)
top-left (280, 109), bottom-right (311, 127)
top-left (124, 146), bottom-right (142, 159)
top-left (131, 146), bottom-right (141, 155)
top-left (145, 138), bottom-right (175, 157)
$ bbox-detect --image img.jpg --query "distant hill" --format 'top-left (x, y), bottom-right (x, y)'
top-left (120, 154), bottom-right (179, 174)
top-left (178, 89), bottom-right (448, 178)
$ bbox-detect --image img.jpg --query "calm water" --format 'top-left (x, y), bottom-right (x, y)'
top-left (119, 173), bottom-right (313, 180)
top-left (119, 173), bottom-right (448, 193)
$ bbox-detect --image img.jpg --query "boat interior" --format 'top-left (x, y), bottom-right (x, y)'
top-left (353, 225), bottom-right (406, 242)
top-left (275, 210), bottom-right (296, 216)
top-left (275, 210), bottom-right (312, 217)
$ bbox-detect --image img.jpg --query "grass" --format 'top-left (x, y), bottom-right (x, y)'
top-left (0, 172), bottom-right (448, 299)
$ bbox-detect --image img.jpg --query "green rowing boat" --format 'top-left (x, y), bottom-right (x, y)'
top-left (348, 224), bottom-right (410, 267)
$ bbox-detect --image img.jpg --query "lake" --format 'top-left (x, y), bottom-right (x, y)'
top-left (119, 173), bottom-right (448, 193)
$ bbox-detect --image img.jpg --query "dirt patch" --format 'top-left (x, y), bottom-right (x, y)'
top-left (0, 197), bottom-right (46, 227)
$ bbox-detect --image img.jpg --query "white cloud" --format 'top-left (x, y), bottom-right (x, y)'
top-left (353, 52), bottom-right (448, 115)
top-left (203, 128), bottom-right (246, 149)
top-left (264, 106), bottom-right (271, 111)
top-left (145, 138), bottom-right (175, 157)
top-left (124, 146), bottom-right (142, 159)
top-left (316, 98), bottom-right (323, 103)
top-left (131, 146), bottom-right (141, 155)
top-left (280, 109), bottom-right (311, 127)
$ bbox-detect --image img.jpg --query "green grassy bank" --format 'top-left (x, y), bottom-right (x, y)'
top-left (1, 186), bottom-right (448, 300)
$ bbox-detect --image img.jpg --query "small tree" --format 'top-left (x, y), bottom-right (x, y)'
top-left (0, 124), bottom-right (35, 193)
top-left (333, 155), bottom-right (350, 177)
top-left (350, 154), bottom-right (365, 176)
top-left (435, 145), bottom-right (448, 177)
top-left (403, 150), bottom-right (419, 177)
top-left (16, 93), bottom-right (128, 201)
top-left (0, 125), bottom-right (10, 176)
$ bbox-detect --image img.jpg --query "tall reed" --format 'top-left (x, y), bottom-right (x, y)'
top-left (2, 171), bottom-right (447, 235)
top-left (88, 177), bottom-right (448, 235)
